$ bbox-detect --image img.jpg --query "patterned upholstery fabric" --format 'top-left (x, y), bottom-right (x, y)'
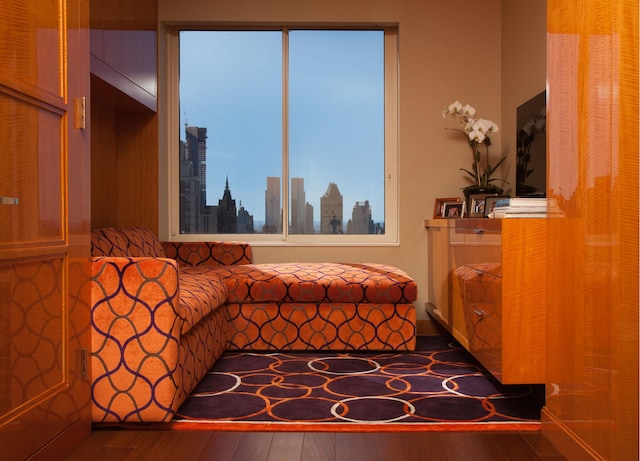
top-left (174, 305), bottom-right (229, 406)
top-left (91, 256), bottom-right (182, 422)
top-left (91, 227), bottom-right (166, 258)
top-left (177, 273), bottom-right (227, 334)
top-left (163, 241), bottom-right (252, 267)
top-left (226, 302), bottom-right (416, 350)
top-left (91, 257), bottom-right (230, 422)
top-left (91, 227), bottom-right (131, 256)
top-left (90, 226), bottom-right (418, 423)
top-left (183, 262), bottom-right (417, 304)
top-left (90, 228), bottom-right (238, 423)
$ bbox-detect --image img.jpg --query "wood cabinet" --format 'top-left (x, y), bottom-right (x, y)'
top-left (542, 2), bottom-right (638, 459)
top-left (90, 0), bottom-right (158, 111)
top-left (0, 1), bottom-right (91, 459)
top-left (425, 218), bottom-right (546, 384)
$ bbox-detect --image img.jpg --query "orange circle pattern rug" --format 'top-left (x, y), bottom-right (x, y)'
top-left (171, 336), bottom-right (544, 432)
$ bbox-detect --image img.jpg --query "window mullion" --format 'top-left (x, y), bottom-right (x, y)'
top-left (281, 28), bottom-right (290, 240)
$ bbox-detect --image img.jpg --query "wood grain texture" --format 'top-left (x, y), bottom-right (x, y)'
top-left (502, 219), bottom-right (547, 384)
top-left (426, 218), bottom-right (546, 384)
top-left (425, 220), bottom-right (454, 331)
top-left (90, 0), bottom-right (157, 109)
top-left (544, 0), bottom-right (638, 459)
top-left (89, 0), bottom-right (159, 234)
top-left (0, 0), bottom-right (92, 459)
top-left (63, 429), bottom-right (567, 461)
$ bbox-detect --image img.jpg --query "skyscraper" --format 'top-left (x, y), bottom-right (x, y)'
top-left (184, 126), bottom-right (208, 206)
top-left (290, 177), bottom-right (306, 234)
top-left (237, 202), bottom-right (254, 233)
top-left (351, 200), bottom-right (373, 234)
top-left (179, 134), bottom-right (201, 233)
top-left (320, 182), bottom-right (343, 234)
top-left (217, 177), bottom-right (237, 233)
top-left (305, 202), bottom-right (315, 234)
top-left (264, 176), bottom-right (281, 233)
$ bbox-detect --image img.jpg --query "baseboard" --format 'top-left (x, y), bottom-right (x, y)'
top-left (541, 407), bottom-right (602, 461)
top-left (416, 318), bottom-right (444, 336)
top-left (29, 417), bottom-right (91, 461)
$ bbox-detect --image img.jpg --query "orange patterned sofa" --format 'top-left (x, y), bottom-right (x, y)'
top-left (90, 227), bottom-right (417, 423)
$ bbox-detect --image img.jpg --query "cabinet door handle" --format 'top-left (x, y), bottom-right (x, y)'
top-left (0, 196), bottom-right (19, 205)
top-left (473, 228), bottom-right (484, 234)
top-left (473, 309), bottom-right (488, 318)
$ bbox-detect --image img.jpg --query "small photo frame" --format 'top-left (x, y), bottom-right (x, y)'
top-left (484, 195), bottom-right (510, 218)
top-left (469, 194), bottom-right (488, 218)
top-left (433, 197), bottom-right (461, 219)
top-left (442, 201), bottom-right (464, 218)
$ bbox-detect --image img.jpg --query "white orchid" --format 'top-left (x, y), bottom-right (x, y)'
top-left (447, 100), bottom-right (463, 114)
top-left (442, 101), bottom-right (507, 191)
top-left (461, 104), bottom-right (476, 117)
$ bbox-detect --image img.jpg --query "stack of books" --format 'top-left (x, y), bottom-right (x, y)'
top-left (491, 197), bottom-right (563, 218)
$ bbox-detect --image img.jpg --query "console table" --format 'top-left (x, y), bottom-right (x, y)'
top-left (425, 218), bottom-right (546, 384)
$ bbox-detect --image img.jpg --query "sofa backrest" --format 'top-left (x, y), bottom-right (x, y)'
top-left (91, 227), bottom-right (166, 258)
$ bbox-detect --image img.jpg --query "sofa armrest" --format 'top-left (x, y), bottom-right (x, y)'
top-left (161, 241), bottom-right (253, 267)
top-left (91, 256), bottom-right (182, 422)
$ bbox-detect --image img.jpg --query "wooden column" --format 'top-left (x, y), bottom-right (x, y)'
top-left (543, 1), bottom-right (639, 459)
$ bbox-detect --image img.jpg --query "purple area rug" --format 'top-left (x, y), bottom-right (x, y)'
top-left (171, 335), bottom-right (544, 432)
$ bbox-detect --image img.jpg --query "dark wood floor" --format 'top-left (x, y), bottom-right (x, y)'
top-left (64, 429), bottom-right (566, 460)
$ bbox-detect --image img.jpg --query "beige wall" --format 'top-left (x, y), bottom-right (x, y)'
top-left (157, 0), bottom-right (545, 322)
top-left (501, 1), bottom-right (547, 192)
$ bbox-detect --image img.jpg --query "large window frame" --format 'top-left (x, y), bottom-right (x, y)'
top-left (163, 25), bottom-right (399, 245)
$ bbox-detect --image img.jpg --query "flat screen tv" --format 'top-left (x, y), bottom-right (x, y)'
top-left (516, 90), bottom-right (546, 197)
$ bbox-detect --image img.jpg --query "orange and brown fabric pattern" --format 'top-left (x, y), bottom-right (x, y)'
top-left (184, 262), bottom-right (418, 351)
top-left (89, 227), bottom-right (418, 423)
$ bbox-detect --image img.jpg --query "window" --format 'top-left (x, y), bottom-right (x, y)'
top-left (169, 27), bottom-right (398, 244)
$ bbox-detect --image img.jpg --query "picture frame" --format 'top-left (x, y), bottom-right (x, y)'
top-left (484, 195), bottom-right (510, 218)
top-left (442, 201), bottom-right (464, 219)
top-left (433, 197), bottom-right (461, 219)
top-left (469, 193), bottom-right (489, 218)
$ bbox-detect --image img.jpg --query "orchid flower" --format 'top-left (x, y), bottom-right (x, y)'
top-left (442, 101), bottom-right (508, 191)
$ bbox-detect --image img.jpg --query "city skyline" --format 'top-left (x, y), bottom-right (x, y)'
top-left (180, 125), bottom-right (382, 234)
top-left (192, 170), bottom-right (383, 234)
top-left (179, 29), bottom-right (386, 227)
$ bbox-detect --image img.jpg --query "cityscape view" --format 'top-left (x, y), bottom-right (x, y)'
top-left (179, 126), bottom-right (385, 235)
top-left (178, 30), bottom-right (386, 236)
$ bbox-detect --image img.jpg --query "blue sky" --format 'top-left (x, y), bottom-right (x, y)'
top-left (179, 30), bottom-right (384, 225)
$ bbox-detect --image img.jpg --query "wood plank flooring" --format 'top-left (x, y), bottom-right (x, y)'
top-left (64, 429), bottom-right (566, 460)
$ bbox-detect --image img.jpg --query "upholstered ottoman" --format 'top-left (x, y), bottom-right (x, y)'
top-left (183, 262), bottom-right (418, 351)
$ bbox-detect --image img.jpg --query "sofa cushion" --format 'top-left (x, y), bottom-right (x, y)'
top-left (91, 228), bottom-right (130, 256)
top-left (178, 271), bottom-right (228, 335)
top-left (184, 262), bottom-right (417, 304)
top-left (91, 227), bottom-right (166, 258)
top-left (162, 241), bottom-right (253, 267)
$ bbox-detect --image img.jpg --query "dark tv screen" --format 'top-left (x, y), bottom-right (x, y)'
top-left (516, 91), bottom-right (546, 197)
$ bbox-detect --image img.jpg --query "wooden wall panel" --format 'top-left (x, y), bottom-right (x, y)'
top-left (115, 109), bottom-right (159, 233)
top-left (90, 0), bottom-right (159, 235)
top-left (90, 0), bottom-right (157, 110)
top-left (89, 96), bottom-right (118, 230)
top-left (0, 0), bottom-right (92, 459)
top-left (90, 85), bottom-right (159, 234)
top-left (543, 1), bottom-right (638, 459)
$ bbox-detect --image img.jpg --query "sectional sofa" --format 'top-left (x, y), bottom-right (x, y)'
top-left (90, 226), bottom-right (417, 423)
